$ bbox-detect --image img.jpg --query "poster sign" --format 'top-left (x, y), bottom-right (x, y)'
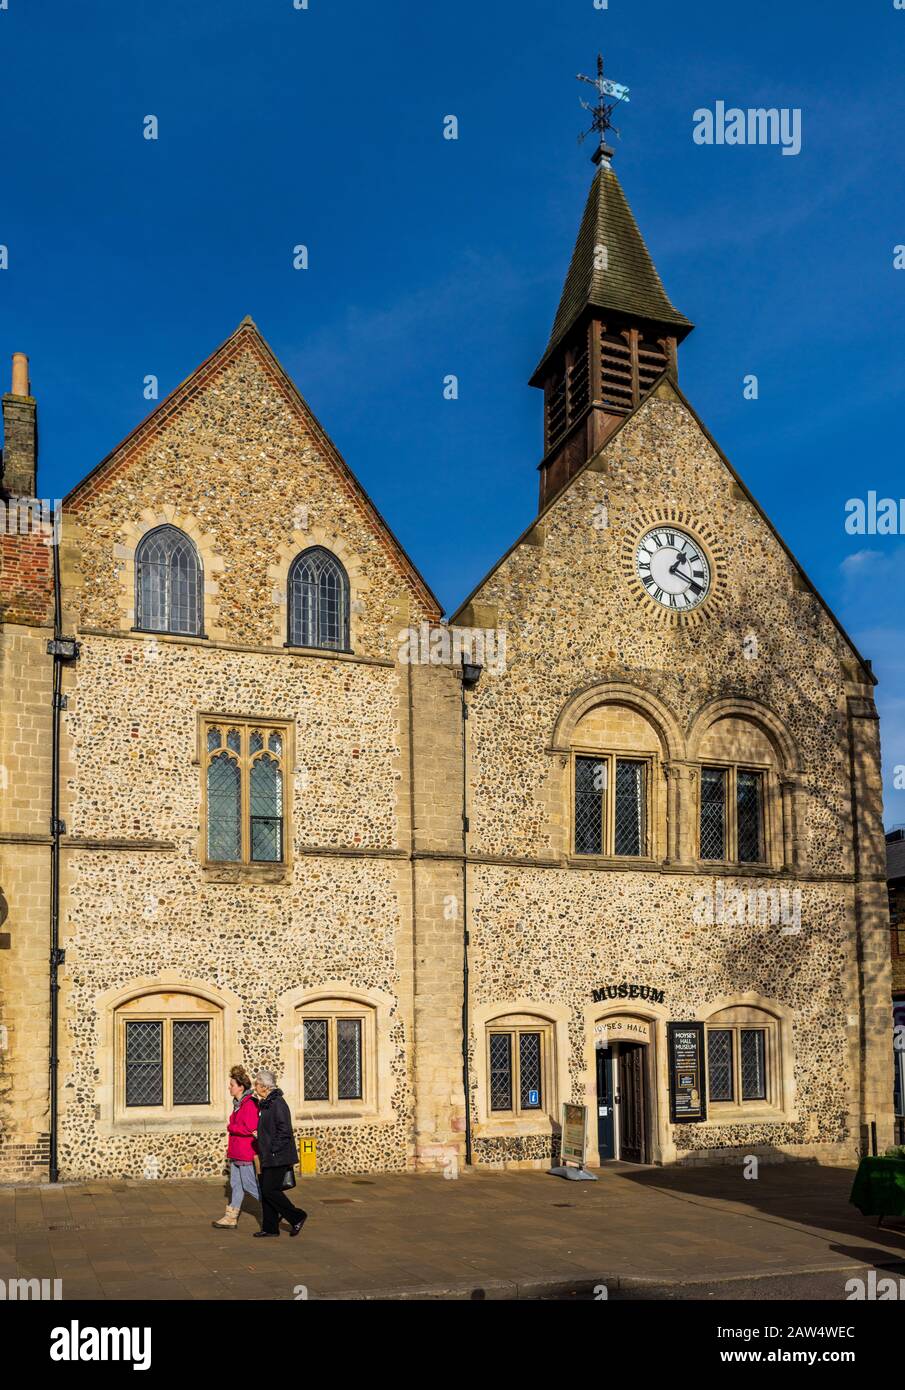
top-left (560, 1102), bottom-right (588, 1165)
top-left (667, 1022), bottom-right (707, 1123)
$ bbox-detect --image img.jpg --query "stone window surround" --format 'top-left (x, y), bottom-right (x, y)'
top-left (569, 745), bottom-right (661, 865)
top-left (700, 994), bottom-right (797, 1125)
top-left (687, 698), bottom-right (802, 873)
top-left (486, 1016), bottom-right (554, 1119)
top-left (694, 759), bottom-right (778, 870)
top-left (297, 1003), bottom-right (374, 1111)
top-left (268, 526), bottom-right (369, 655)
top-left (197, 713), bottom-right (294, 882)
top-left (278, 983), bottom-right (397, 1126)
top-left (549, 683), bottom-right (802, 872)
top-left (472, 1000), bottom-right (570, 1140)
top-left (93, 975), bottom-right (242, 1136)
top-left (114, 510), bottom-right (226, 641)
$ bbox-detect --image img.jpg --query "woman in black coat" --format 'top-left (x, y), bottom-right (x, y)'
top-left (252, 1068), bottom-right (307, 1238)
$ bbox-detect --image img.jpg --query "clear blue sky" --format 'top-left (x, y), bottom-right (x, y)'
top-left (2, 1), bottom-right (904, 824)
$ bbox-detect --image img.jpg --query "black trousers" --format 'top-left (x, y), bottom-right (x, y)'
top-left (259, 1166), bottom-right (306, 1234)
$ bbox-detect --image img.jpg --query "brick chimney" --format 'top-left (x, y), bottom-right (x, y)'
top-left (1, 352), bottom-right (38, 498)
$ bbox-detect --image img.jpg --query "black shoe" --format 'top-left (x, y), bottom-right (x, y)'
top-left (253, 1230), bottom-right (279, 1238)
top-left (289, 1214), bottom-right (308, 1238)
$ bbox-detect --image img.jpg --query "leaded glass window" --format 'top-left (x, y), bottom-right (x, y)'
top-left (700, 765), bottom-right (766, 864)
top-left (740, 1029), bottom-right (766, 1101)
top-left (336, 1019), bottom-right (363, 1101)
top-left (121, 1005), bottom-right (216, 1115)
top-left (614, 759), bottom-right (644, 857)
top-left (700, 766), bottom-right (726, 861)
top-left (488, 1024), bottom-right (550, 1116)
top-left (489, 1033), bottom-right (513, 1112)
top-left (706, 1019), bottom-right (774, 1108)
top-left (519, 1032), bottom-right (542, 1110)
top-left (125, 1020), bottom-right (163, 1107)
top-left (207, 753), bottom-right (241, 862)
top-left (574, 754), bottom-right (648, 857)
top-left (250, 752), bottom-right (282, 862)
top-left (707, 1028), bottom-right (734, 1102)
top-left (737, 770), bottom-right (764, 864)
top-left (288, 547), bottom-right (350, 651)
top-left (575, 756), bottom-right (604, 855)
top-left (135, 525), bottom-right (202, 636)
top-left (172, 1020), bottom-right (210, 1105)
top-left (300, 1009), bottom-right (369, 1107)
top-left (203, 719), bottom-right (288, 865)
top-left (302, 1019), bottom-right (329, 1101)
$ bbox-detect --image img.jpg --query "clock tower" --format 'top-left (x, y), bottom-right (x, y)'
top-left (532, 61), bottom-right (693, 510)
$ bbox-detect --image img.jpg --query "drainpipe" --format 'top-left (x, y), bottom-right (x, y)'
top-left (46, 517), bottom-right (79, 1182)
top-left (460, 662), bottom-right (483, 1168)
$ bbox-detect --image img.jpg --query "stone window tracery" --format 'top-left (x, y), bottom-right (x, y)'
top-left (202, 717), bottom-right (289, 866)
top-left (135, 525), bottom-right (203, 636)
top-left (287, 546), bottom-right (350, 651)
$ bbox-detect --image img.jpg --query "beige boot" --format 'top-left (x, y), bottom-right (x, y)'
top-left (212, 1205), bottom-right (240, 1229)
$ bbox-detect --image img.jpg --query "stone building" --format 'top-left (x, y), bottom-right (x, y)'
top-left (0, 132), bottom-right (894, 1182)
top-left (887, 829), bottom-right (905, 1135)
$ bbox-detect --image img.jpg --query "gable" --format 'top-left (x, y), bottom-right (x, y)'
top-left (453, 376), bottom-right (872, 688)
top-left (65, 319), bottom-right (440, 647)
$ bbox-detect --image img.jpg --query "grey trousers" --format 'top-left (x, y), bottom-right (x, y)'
top-left (229, 1161), bottom-right (260, 1209)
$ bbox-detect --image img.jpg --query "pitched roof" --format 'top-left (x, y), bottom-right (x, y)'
top-left (888, 833), bottom-right (905, 882)
top-left (531, 165), bottom-right (692, 384)
top-left (64, 318), bottom-right (442, 618)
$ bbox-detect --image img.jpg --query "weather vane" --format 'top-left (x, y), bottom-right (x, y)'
top-left (577, 53), bottom-right (630, 168)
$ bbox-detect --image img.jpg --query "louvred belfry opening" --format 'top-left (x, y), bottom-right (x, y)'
top-left (531, 161), bottom-right (693, 510)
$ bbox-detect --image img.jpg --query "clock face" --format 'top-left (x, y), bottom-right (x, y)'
top-left (635, 526), bottom-right (711, 611)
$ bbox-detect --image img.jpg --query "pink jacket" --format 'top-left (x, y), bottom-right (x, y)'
top-left (227, 1093), bottom-right (259, 1162)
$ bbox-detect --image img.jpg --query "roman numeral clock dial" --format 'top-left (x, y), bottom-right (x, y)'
top-left (635, 527), bottom-right (711, 611)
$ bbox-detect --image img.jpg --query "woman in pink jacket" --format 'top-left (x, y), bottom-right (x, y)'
top-left (212, 1065), bottom-right (260, 1229)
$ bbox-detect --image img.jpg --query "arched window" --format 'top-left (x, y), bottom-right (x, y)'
top-left (704, 1004), bottom-right (785, 1115)
top-left (135, 525), bottom-right (203, 635)
top-left (115, 990), bottom-right (223, 1119)
top-left (695, 717), bottom-right (778, 866)
top-left (295, 998), bottom-right (377, 1111)
top-left (570, 701), bottom-right (663, 859)
top-left (484, 1013), bottom-right (556, 1117)
top-left (287, 547), bottom-right (349, 651)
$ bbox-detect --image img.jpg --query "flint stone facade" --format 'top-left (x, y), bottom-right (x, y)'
top-left (0, 167), bottom-right (894, 1181)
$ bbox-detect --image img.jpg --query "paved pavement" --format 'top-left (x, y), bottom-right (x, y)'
top-left (1, 1161), bottom-right (903, 1300)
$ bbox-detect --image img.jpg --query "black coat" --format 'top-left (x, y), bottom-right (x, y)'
top-left (255, 1088), bottom-right (299, 1169)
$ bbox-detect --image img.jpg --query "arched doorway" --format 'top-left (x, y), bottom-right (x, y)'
top-left (594, 1016), bottom-right (652, 1163)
